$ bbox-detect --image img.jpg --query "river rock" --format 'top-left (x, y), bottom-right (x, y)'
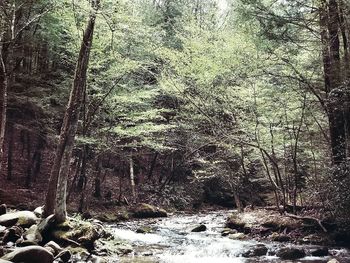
top-left (136, 226), bottom-right (152, 234)
top-left (133, 203), bottom-right (167, 218)
top-left (0, 205), bottom-right (6, 216)
top-left (242, 244), bottom-right (268, 257)
top-left (310, 247), bottom-right (329, 257)
top-left (228, 233), bottom-right (245, 240)
top-left (276, 247), bottom-right (306, 260)
top-left (44, 241), bottom-right (62, 256)
top-left (221, 228), bottom-right (237, 236)
top-left (0, 211), bottom-right (38, 227)
top-left (191, 224), bottom-right (207, 232)
top-left (1, 245), bottom-right (54, 263)
top-left (328, 259), bottom-right (340, 263)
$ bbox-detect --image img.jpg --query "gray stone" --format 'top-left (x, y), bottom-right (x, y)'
top-left (191, 224), bottom-right (207, 232)
top-left (228, 233), bottom-right (245, 240)
top-left (44, 241), bottom-right (62, 256)
top-left (0, 211), bottom-right (38, 228)
top-left (1, 245), bottom-right (54, 263)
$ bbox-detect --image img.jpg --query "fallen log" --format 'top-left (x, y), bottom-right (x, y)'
top-left (285, 213), bottom-right (327, 233)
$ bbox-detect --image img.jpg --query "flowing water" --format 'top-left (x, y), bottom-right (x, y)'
top-left (107, 211), bottom-right (350, 263)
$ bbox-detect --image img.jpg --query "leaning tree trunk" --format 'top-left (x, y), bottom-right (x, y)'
top-left (43, 3), bottom-right (98, 221)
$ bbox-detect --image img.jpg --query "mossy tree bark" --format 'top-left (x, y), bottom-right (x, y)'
top-left (320, 0), bottom-right (349, 164)
top-left (43, 1), bottom-right (99, 222)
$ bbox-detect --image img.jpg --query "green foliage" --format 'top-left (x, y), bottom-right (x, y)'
top-left (13, 0), bottom-right (347, 212)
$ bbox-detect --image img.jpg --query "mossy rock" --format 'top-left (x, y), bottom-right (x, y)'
top-left (94, 239), bottom-right (133, 256)
top-left (132, 203), bottom-right (167, 219)
top-left (225, 214), bottom-right (246, 231)
top-left (51, 220), bottom-right (103, 250)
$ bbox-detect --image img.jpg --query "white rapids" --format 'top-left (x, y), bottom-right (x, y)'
top-left (108, 211), bottom-right (350, 263)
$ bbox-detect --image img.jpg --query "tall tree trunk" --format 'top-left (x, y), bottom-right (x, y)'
top-left (0, 38), bottom-right (9, 173)
top-left (43, 3), bottom-right (98, 221)
top-left (93, 157), bottom-right (102, 198)
top-left (6, 124), bottom-right (14, 180)
top-left (148, 152), bottom-right (158, 180)
top-left (322, 0), bottom-right (347, 164)
top-left (129, 153), bottom-right (136, 203)
top-left (233, 191), bottom-right (243, 213)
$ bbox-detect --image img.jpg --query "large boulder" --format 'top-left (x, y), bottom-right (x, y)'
top-left (276, 247), bottom-right (306, 260)
top-left (0, 211), bottom-right (38, 227)
top-left (1, 245), bottom-right (54, 263)
top-left (132, 203), bottom-right (167, 218)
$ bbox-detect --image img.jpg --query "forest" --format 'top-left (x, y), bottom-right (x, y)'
top-left (0, 0), bottom-right (350, 262)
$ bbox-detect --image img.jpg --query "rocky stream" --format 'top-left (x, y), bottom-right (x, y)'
top-left (108, 211), bottom-right (350, 263)
top-left (1, 206), bottom-right (350, 263)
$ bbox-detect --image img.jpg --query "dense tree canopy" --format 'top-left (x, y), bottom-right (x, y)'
top-left (0, 0), bottom-right (349, 226)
